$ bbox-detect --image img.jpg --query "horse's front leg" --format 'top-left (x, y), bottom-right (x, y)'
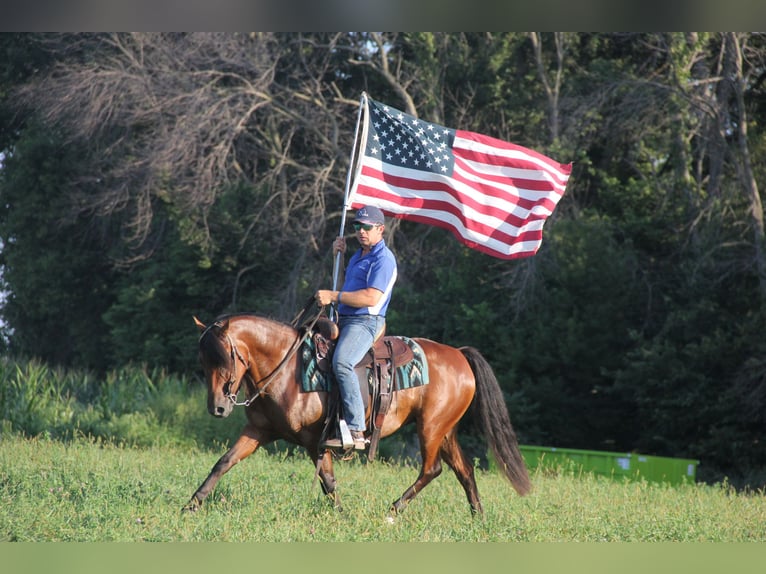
top-left (183, 424), bottom-right (263, 512)
top-left (308, 446), bottom-right (341, 511)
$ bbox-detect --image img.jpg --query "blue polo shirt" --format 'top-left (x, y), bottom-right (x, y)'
top-left (337, 239), bottom-right (398, 317)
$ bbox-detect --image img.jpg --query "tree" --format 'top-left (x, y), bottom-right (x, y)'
top-left (0, 124), bottom-right (115, 370)
top-left (15, 33), bottom-right (364, 314)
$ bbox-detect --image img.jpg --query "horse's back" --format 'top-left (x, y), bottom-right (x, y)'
top-left (413, 337), bottom-right (475, 384)
top-left (385, 337), bottom-right (476, 425)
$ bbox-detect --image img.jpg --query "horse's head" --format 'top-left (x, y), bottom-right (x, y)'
top-left (194, 316), bottom-right (249, 418)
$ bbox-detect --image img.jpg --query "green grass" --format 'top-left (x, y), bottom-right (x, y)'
top-left (1, 357), bottom-right (764, 542)
top-left (1, 434), bottom-right (764, 542)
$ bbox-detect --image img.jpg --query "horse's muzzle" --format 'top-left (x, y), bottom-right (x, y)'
top-left (208, 397), bottom-right (233, 418)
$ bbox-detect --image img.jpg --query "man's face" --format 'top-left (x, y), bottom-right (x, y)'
top-left (354, 222), bottom-right (384, 248)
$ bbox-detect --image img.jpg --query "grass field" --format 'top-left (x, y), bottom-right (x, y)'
top-left (1, 357), bottom-right (764, 543)
top-left (1, 434), bottom-right (764, 542)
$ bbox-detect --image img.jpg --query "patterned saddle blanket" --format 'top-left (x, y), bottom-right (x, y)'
top-left (299, 335), bottom-right (429, 393)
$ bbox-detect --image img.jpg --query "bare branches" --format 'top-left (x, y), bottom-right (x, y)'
top-left (529, 32), bottom-right (569, 143)
top-left (18, 35), bottom-right (267, 249)
top-left (14, 33), bottom-right (357, 272)
top-left (725, 32), bottom-right (766, 296)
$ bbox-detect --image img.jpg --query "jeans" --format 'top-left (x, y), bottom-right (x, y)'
top-left (333, 314), bottom-right (386, 432)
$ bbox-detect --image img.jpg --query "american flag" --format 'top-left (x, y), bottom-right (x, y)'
top-left (348, 95), bottom-right (572, 259)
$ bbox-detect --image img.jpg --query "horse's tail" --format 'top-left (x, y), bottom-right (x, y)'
top-left (460, 346), bottom-right (532, 496)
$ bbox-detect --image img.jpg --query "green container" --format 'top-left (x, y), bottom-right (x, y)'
top-left (518, 445), bottom-right (699, 486)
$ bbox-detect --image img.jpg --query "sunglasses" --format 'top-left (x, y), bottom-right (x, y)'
top-left (353, 223), bottom-right (379, 232)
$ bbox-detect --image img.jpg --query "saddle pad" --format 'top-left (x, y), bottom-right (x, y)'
top-left (299, 336), bottom-right (429, 393)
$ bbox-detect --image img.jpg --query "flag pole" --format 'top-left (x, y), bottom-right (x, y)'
top-left (330, 92), bottom-right (367, 319)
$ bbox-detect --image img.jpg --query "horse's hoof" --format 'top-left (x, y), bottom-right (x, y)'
top-left (181, 501), bottom-right (200, 513)
top-left (390, 500), bottom-right (405, 515)
top-left (385, 516), bottom-right (396, 525)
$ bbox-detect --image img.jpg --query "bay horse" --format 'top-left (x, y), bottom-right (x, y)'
top-left (184, 311), bottom-right (531, 515)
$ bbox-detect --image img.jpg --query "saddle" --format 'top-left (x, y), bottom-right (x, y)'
top-left (312, 316), bottom-right (415, 461)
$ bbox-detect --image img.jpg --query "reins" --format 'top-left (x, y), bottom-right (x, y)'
top-left (224, 297), bottom-right (326, 407)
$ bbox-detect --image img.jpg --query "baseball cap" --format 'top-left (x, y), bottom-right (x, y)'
top-left (353, 205), bottom-right (385, 225)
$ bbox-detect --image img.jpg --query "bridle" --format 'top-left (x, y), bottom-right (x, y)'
top-left (211, 303), bottom-right (324, 408)
top-left (221, 333), bottom-right (253, 406)
top-left (221, 331), bottom-right (307, 407)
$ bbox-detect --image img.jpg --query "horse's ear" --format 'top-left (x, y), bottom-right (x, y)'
top-left (193, 316), bottom-right (207, 332)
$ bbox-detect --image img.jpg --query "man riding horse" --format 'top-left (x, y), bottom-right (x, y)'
top-left (187, 207), bottom-right (530, 515)
top-left (314, 205), bottom-right (398, 451)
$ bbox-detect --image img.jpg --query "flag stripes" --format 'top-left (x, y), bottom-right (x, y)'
top-left (349, 96), bottom-right (572, 259)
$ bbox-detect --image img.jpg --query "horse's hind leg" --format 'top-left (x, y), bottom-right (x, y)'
top-left (390, 434), bottom-right (444, 515)
top-left (440, 430), bottom-right (483, 514)
top-left (183, 425), bottom-right (262, 512)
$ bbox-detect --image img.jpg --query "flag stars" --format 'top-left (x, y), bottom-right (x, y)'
top-left (366, 100), bottom-right (456, 175)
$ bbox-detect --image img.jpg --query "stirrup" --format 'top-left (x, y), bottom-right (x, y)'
top-left (338, 419), bottom-right (354, 449)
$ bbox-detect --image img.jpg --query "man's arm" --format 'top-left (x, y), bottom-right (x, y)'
top-left (315, 287), bottom-right (383, 308)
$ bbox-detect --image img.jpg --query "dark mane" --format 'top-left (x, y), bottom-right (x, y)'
top-left (212, 312), bottom-right (295, 330)
top-left (198, 313), bottom-right (297, 369)
top-left (198, 321), bottom-right (231, 369)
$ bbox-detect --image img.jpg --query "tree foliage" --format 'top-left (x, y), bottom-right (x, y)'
top-left (2, 32), bottom-right (766, 488)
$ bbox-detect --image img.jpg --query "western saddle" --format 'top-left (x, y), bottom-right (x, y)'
top-left (312, 316), bottom-right (414, 460)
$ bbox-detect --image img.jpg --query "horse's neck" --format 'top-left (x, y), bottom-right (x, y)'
top-left (233, 317), bottom-right (299, 372)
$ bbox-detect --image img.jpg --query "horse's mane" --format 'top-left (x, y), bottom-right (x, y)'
top-left (198, 313), bottom-right (298, 368)
top-left (198, 321), bottom-right (231, 369)
top-left (215, 312), bottom-right (299, 335)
